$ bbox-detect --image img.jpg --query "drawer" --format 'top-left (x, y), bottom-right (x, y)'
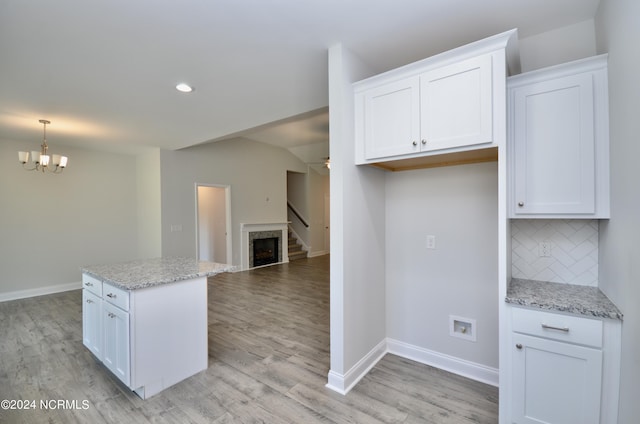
top-left (103, 283), bottom-right (130, 312)
top-left (82, 273), bottom-right (102, 296)
top-left (512, 306), bottom-right (603, 348)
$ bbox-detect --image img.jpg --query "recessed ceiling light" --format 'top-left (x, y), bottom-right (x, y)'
top-left (176, 83), bottom-right (193, 93)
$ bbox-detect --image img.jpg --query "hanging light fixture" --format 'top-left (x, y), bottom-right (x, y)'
top-left (18, 119), bottom-right (68, 173)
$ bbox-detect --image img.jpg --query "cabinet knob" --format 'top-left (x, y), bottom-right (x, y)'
top-left (516, 343), bottom-right (523, 350)
top-left (421, 139), bottom-right (426, 145)
top-left (108, 312), bottom-right (115, 318)
top-left (106, 293), bottom-right (116, 298)
top-left (86, 299), bottom-right (93, 304)
top-left (518, 202), bottom-right (524, 207)
top-left (85, 282), bottom-right (93, 287)
top-left (412, 140), bottom-right (418, 146)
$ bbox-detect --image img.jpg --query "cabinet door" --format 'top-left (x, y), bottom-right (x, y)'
top-left (82, 290), bottom-right (103, 360)
top-left (512, 73), bottom-right (595, 215)
top-left (420, 54), bottom-right (493, 151)
top-left (363, 76), bottom-right (421, 160)
top-left (512, 333), bottom-right (602, 424)
top-left (103, 302), bottom-right (130, 386)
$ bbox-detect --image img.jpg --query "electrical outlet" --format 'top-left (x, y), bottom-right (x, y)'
top-left (539, 241), bottom-right (551, 257)
top-left (426, 235), bottom-right (436, 249)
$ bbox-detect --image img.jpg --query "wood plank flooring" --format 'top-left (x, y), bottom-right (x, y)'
top-left (0, 255), bottom-right (498, 423)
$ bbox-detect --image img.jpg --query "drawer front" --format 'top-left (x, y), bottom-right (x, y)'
top-left (82, 274), bottom-right (102, 297)
top-left (103, 283), bottom-right (130, 312)
top-left (512, 306), bottom-right (603, 348)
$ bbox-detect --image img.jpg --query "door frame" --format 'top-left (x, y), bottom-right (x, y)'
top-left (195, 183), bottom-right (232, 264)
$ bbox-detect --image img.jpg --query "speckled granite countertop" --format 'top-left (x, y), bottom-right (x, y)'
top-left (506, 278), bottom-right (623, 321)
top-left (81, 257), bottom-right (236, 290)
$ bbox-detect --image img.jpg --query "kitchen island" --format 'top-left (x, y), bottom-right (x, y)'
top-left (81, 257), bottom-right (235, 399)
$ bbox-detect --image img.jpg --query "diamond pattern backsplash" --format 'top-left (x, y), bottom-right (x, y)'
top-left (511, 219), bottom-right (599, 286)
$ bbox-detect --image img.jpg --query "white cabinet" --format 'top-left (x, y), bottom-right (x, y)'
top-left (102, 283), bottom-right (130, 386)
top-left (358, 53), bottom-right (494, 162)
top-left (354, 30), bottom-right (517, 167)
top-left (508, 55), bottom-right (610, 218)
top-left (420, 54), bottom-right (493, 152)
top-left (509, 306), bottom-right (620, 424)
top-left (82, 289), bottom-right (102, 360)
top-left (362, 76), bottom-right (421, 159)
top-left (81, 272), bottom-right (209, 399)
top-left (512, 333), bottom-right (602, 424)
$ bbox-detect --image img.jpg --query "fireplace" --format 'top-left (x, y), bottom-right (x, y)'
top-left (246, 228), bottom-right (284, 269)
top-left (252, 237), bottom-right (279, 267)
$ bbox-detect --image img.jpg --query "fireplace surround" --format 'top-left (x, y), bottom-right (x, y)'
top-left (240, 222), bottom-right (289, 270)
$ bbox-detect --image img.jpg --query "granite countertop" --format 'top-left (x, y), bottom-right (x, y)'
top-left (81, 257), bottom-right (236, 290)
top-left (506, 278), bottom-right (623, 321)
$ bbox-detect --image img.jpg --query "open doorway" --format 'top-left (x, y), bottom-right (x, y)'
top-left (196, 184), bottom-right (232, 264)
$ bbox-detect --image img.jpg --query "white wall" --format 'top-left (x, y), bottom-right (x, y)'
top-left (328, 43), bottom-right (387, 392)
top-left (385, 162), bottom-right (499, 368)
top-left (0, 139), bottom-right (140, 300)
top-left (519, 19), bottom-right (597, 72)
top-left (159, 137), bottom-right (307, 265)
top-left (595, 1), bottom-right (640, 422)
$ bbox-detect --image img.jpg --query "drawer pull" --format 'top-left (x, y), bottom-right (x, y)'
top-left (515, 343), bottom-right (522, 350)
top-left (541, 323), bottom-right (570, 332)
top-left (108, 312), bottom-right (115, 318)
top-left (85, 282), bottom-right (93, 287)
top-left (106, 293), bottom-right (117, 298)
top-left (86, 299), bottom-right (93, 304)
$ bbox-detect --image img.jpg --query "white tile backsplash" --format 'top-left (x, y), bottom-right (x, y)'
top-left (511, 219), bottom-right (598, 286)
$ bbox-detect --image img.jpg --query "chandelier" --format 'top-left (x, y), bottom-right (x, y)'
top-left (18, 119), bottom-right (68, 173)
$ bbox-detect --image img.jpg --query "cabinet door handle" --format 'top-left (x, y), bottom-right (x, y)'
top-left (421, 139), bottom-right (426, 145)
top-left (517, 202), bottom-right (524, 207)
top-left (515, 343), bottom-right (522, 350)
top-left (541, 323), bottom-right (570, 332)
top-left (108, 312), bottom-right (115, 318)
top-left (412, 140), bottom-right (418, 146)
top-left (85, 282), bottom-right (93, 287)
top-left (86, 299), bottom-right (93, 304)
top-left (106, 293), bottom-right (116, 298)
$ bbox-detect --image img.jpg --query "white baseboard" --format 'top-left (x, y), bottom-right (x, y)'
top-left (0, 281), bottom-right (82, 303)
top-left (387, 338), bottom-right (499, 387)
top-left (326, 339), bottom-right (387, 395)
top-left (307, 250), bottom-right (329, 258)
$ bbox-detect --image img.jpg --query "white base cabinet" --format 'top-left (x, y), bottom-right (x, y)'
top-left (82, 273), bottom-right (208, 399)
top-left (508, 306), bottom-right (621, 424)
top-left (82, 289), bottom-right (103, 360)
top-left (512, 333), bottom-right (602, 424)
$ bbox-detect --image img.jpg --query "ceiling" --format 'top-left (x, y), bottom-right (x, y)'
top-left (0, 0), bottom-right (600, 162)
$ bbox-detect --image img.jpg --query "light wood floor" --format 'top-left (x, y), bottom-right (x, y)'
top-left (0, 255), bottom-right (498, 423)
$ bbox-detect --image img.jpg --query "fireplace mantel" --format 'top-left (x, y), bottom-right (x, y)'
top-left (240, 222), bottom-right (290, 270)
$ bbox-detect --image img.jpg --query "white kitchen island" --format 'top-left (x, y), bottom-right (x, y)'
top-left (81, 257), bottom-right (234, 399)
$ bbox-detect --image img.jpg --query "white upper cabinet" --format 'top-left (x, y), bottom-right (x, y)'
top-left (354, 29), bottom-right (519, 166)
top-left (363, 76), bottom-right (421, 159)
top-left (508, 55), bottom-right (610, 218)
top-left (420, 54), bottom-right (493, 151)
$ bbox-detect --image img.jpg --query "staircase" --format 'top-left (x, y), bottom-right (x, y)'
top-left (288, 231), bottom-right (307, 261)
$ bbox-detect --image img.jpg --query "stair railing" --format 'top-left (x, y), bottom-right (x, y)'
top-left (287, 201), bottom-right (309, 228)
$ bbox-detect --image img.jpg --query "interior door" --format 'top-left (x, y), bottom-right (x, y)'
top-left (197, 185), bottom-right (231, 264)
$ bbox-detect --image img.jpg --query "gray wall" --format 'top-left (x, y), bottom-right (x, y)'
top-left (0, 139), bottom-right (140, 299)
top-left (159, 137), bottom-right (308, 264)
top-left (385, 162), bottom-right (499, 368)
top-left (595, 0), bottom-right (640, 421)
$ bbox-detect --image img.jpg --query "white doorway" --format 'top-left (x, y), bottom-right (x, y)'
top-left (196, 184), bottom-right (232, 264)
